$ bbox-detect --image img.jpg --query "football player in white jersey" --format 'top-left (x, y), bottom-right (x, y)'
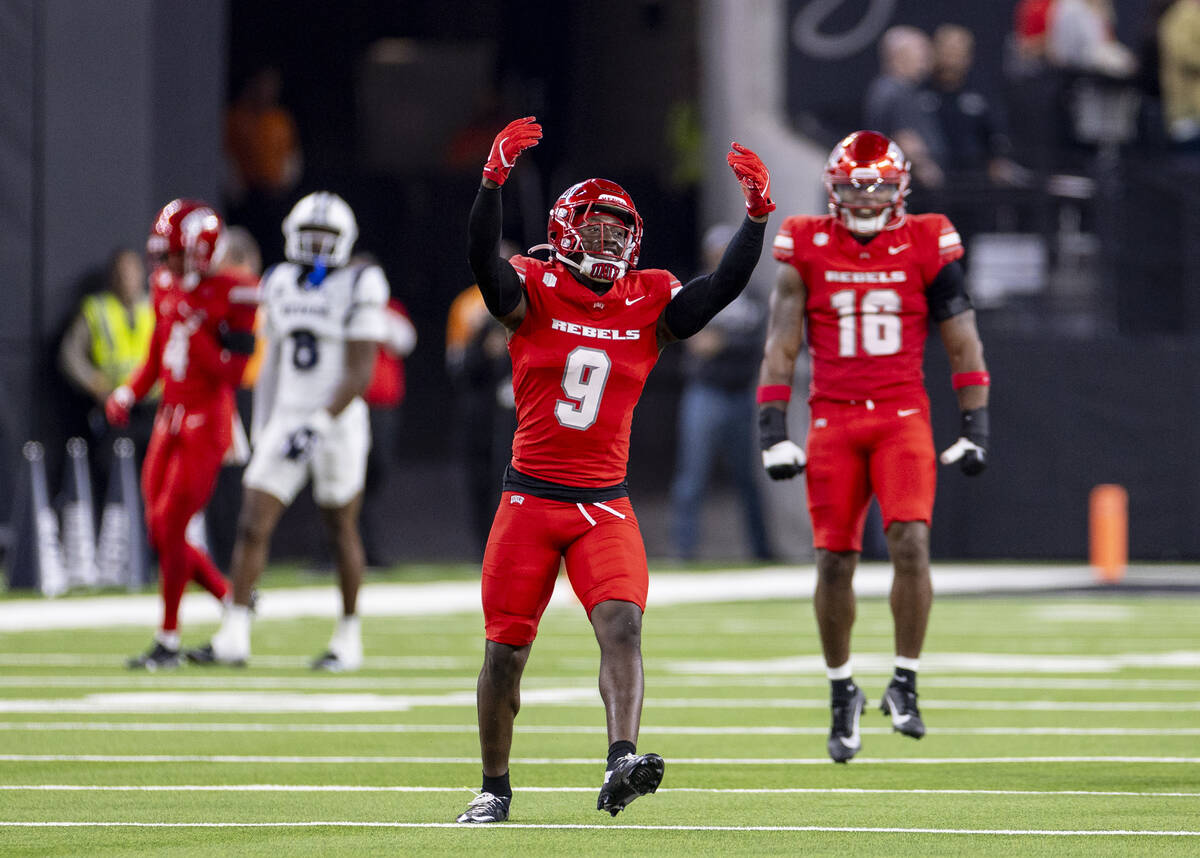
top-left (189, 191), bottom-right (388, 671)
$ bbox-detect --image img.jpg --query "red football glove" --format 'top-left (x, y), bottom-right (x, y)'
top-left (482, 116), bottom-right (542, 186)
top-left (105, 385), bottom-right (134, 428)
top-left (727, 142), bottom-right (775, 217)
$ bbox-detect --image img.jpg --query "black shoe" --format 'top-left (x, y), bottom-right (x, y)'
top-left (880, 681), bottom-right (926, 739)
top-left (455, 791), bottom-right (511, 823)
top-left (184, 643), bottom-right (246, 668)
top-left (126, 641), bottom-right (181, 671)
top-left (596, 752), bottom-right (665, 816)
top-left (827, 686), bottom-right (866, 763)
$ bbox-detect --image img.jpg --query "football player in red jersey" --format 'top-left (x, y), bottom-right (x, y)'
top-left (757, 130), bottom-right (990, 762)
top-left (453, 117), bottom-right (773, 824)
top-left (106, 200), bottom-right (258, 670)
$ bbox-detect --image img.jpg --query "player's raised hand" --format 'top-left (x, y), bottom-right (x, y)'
top-left (482, 116), bottom-right (542, 186)
top-left (105, 385), bottom-right (134, 428)
top-left (727, 142), bottom-right (775, 218)
top-left (939, 407), bottom-right (988, 476)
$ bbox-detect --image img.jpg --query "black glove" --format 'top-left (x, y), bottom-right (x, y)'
top-left (939, 407), bottom-right (988, 476)
top-left (759, 406), bottom-right (806, 480)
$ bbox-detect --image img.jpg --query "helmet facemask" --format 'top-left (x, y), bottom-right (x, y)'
top-left (556, 206), bottom-right (636, 283)
top-left (282, 192), bottom-right (359, 271)
top-left (830, 177), bottom-right (903, 235)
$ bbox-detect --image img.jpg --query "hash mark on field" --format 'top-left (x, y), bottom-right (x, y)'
top-left (0, 821), bottom-right (1197, 836)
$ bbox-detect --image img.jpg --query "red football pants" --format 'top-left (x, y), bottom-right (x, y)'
top-left (805, 397), bottom-right (937, 553)
top-left (481, 493), bottom-right (648, 646)
top-left (141, 402), bottom-right (231, 632)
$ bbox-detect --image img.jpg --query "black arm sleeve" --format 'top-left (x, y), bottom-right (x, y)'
top-left (467, 185), bottom-right (524, 318)
top-left (926, 260), bottom-right (973, 322)
top-left (663, 216), bottom-right (766, 340)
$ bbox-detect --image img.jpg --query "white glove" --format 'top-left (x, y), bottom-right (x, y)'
top-left (762, 440), bottom-right (806, 480)
top-left (282, 409), bottom-right (334, 463)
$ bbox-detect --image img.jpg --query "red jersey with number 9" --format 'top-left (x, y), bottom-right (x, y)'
top-left (506, 256), bottom-right (680, 487)
top-left (772, 213), bottom-right (963, 402)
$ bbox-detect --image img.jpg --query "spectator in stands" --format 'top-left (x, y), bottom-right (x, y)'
top-left (224, 65), bottom-right (303, 261)
top-left (1046, 0), bottom-right (1137, 77)
top-left (928, 24), bottom-right (1030, 187)
top-left (669, 223), bottom-right (773, 562)
top-left (1010, 0), bottom-right (1056, 79)
top-left (864, 26), bottom-right (945, 190)
top-left (1158, 0), bottom-right (1200, 151)
top-left (58, 248), bottom-right (156, 476)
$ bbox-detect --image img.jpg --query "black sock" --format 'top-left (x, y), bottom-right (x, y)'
top-left (481, 771), bottom-right (511, 799)
top-left (830, 677), bottom-right (857, 700)
top-left (607, 740), bottom-right (636, 768)
top-left (893, 667), bottom-right (917, 691)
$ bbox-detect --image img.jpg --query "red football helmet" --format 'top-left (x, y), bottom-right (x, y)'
top-left (546, 179), bottom-right (643, 283)
top-left (146, 198), bottom-right (224, 283)
top-left (824, 131), bottom-right (911, 235)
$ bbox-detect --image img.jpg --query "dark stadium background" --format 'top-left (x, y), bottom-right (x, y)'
top-left (2, 0), bottom-right (1192, 575)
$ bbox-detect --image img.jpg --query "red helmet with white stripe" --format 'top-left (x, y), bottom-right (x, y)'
top-left (824, 131), bottom-right (910, 235)
top-left (546, 179), bottom-right (643, 283)
top-left (146, 198), bottom-right (224, 284)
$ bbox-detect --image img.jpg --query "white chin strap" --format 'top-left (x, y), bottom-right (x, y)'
top-left (557, 252), bottom-right (627, 283)
top-left (841, 207), bottom-right (893, 236)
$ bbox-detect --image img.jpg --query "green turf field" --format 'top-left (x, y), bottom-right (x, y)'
top-left (1, 568), bottom-right (1198, 856)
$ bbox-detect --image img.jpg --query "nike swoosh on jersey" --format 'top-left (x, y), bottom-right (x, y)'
top-left (888, 243), bottom-right (910, 255)
top-left (625, 296), bottom-right (646, 305)
top-left (897, 408), bottom-right (921, 417)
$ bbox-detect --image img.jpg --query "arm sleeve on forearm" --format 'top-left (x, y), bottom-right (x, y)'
top-left (467, 186), bottom-right (523, 318)
top-left (663, 216), bottom-right (766, 340)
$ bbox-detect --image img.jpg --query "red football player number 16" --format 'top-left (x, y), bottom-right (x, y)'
top-left (830, 288), bottom-right (902, 357)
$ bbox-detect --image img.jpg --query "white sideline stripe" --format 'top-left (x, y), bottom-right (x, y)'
top-left (3, 721), bottom-right (1200, 738)
top-left (1, 822), bottom-right (1196, 835)
top-left (4, 693), bottom-right (1200, 714)
top-left (5, 785), bottom-right (1200, 798)
top-left (5, 661), bottom-right (1200, 691)
top-left (2, 754), bottom-right (1198, 765)
top-left (0, 564), bottom-right (1106, 631)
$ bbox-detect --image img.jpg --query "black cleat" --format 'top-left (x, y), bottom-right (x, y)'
top-left (827, 686), bottom-right (866, 763)
top-left (184, 643), bottom-right (245, 668)
top-left (455, 791), bottom-right (511, 823)
top-left (126, 641), bottom-right (181, 671)
top-left (881, 681), bottom-right (926, 738)
top-left (596, 752), bottom-right (665, 816)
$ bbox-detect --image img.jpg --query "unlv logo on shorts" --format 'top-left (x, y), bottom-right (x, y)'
top-left (510, 495), bottom-right (525, 505)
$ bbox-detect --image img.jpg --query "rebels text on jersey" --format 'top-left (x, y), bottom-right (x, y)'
top-left (507, 256), bottom-right (680, 487)
top-left (258, 263), bottom-right (389, 413)
top-left (772, 213), bottom-right (963, 402)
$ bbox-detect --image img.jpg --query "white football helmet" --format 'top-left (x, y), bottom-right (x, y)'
top-left (282, 191), bottom-right (358, 268)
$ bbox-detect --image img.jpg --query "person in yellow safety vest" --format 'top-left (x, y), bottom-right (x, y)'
top-left (60, 248), bottom-right (154, 404)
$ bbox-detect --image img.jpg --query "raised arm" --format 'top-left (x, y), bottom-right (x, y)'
top-left (466, 116), bottom-right (541, 332)
top-left (659, 143), bottom-right (773, 346)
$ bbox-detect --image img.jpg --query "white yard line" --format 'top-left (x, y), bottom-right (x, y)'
top-left (3, 691), bottom-right (1199, 714)
top-left (1, 754), bottom-right (1197, 765)
top-left (3, 784), bottom-right (1199, 797)
top-left (2, 721), bottom-right (1199, 737)
top-left (0, 564), bottom-right (1106, 631)
top-left (0, 821), bottom-right (1195, 835)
